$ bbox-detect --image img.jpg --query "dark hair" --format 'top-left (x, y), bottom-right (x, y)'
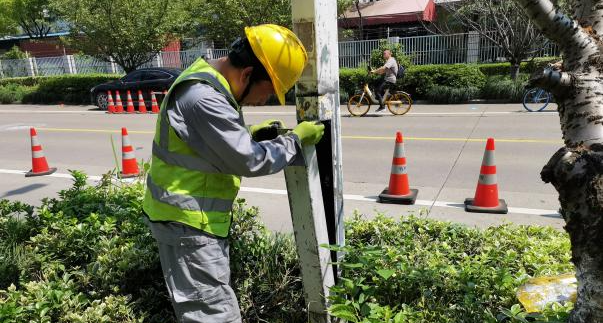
top-left (228, 37), bottom-right (271, 83)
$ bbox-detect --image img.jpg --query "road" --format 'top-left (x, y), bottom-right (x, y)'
top-left (0, 103), bottom-right (565, 231)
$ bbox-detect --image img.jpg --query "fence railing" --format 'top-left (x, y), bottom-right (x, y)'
top-left (0, 33), bottom-right (559, 78)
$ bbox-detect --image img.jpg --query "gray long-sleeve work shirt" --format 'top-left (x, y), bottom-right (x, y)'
top-left (165, 80), bottom-right (300, 177)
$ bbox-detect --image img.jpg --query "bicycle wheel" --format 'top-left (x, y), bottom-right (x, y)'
top-left (523, 88), bottom-right (551, 112)
top-left (387, 92), bottom-right (413, 115)
top-left (347, 94), bottom-right (371, 116)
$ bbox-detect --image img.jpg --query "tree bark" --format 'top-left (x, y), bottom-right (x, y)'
top-left (514, 0), bottom-right (603, 322)
top-left (509, 60), bottom-right (520, 80)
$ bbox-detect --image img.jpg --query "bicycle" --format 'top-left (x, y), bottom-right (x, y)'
top-left (347, 82), bottom-right (413, 116)
top-left (522, 88), bottom-right (552, 112)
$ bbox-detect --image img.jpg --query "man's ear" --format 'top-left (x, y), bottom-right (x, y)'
top-left (240, 66), bottom-right (253, 87)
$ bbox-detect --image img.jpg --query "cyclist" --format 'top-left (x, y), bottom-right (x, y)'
top-left (371, 49), bottom-right (398, 112)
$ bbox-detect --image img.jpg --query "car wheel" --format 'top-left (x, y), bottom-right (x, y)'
top-left (95, 92), bottom-right (108, 110)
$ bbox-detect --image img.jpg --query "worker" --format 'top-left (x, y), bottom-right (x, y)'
top-left (371, 49), bottom-right (398, 112)
top-left (142, 24), bottom-right (324, 322)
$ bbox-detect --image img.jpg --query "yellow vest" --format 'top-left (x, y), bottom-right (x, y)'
top-left (143, 58), bottom-right (241, 237)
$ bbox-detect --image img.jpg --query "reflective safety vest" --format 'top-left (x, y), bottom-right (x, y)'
top-left (143, 58), bottom-right (241, 238)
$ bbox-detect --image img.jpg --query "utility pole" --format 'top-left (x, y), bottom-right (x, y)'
top-left (286, 0), bottom-right (344, 322)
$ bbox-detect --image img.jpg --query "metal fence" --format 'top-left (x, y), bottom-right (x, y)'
top-left (0, 33), bottom-right (559, 78)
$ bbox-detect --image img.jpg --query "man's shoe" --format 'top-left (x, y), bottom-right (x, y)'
top-left (375, 106), bottom-right (386, 112)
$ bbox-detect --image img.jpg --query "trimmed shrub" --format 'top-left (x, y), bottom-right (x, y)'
top-left (426, 85), bottom-right (481, 104)
top-left (478, 57), bottom-right (561, 76)
top-left (0, 74), bottom-right (121, 105)
top-left (0, 84), bottom-right (38, 104)
top-left (480, 75), bottom-right (529, 103)
top-left (339, 64), bottom-right (486, 101)
top-left (401, 64), bottom-right (486, 99)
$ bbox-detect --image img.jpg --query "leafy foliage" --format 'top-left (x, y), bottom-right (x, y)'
top-left (0, 46), bottom-right (27, 60)
top-left (327, 214), bottom-right (573, 323)
top-left (49, 0), bottom-right (194, 72)
top-left (0, 0), bottom-right (56, 38)
top-left (480, 75), bottom-right (529, 103)
top-left (0, 74), bottom-right (120, 104)
top-left (426, 85), bottom-right (481, 104)
top-left (369, 40), bottom-right (413, 71)
top-left (193, 0), bottom-right (292, 47)
top-left (0, 171), bottom-right (575, 322)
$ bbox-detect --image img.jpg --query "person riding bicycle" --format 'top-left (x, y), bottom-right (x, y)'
top-left (371, 49), bottom-right (398, 112)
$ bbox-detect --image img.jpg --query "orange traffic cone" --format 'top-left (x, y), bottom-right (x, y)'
top-left (150, 91), bottom-right (160, 114)
top-left (114, 90), bottom-right (124, 113)
top-left (106, 90), bottom-right (115, 114)
top-left (464, 138), bottom-right (508, 214)
top-left (137, 90), bottom-right (148, 113)
top-left (378, 131), bottom-right (418, 204)
top-left (126, 90), bottom-right (135, 114)
top-left (120, 127), bottom-right (139, 178)
top-left (25, 128), bottom-right (57, 177)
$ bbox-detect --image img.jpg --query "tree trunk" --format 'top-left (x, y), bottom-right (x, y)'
top-left (354, 1), bottom-right (363, 40)
top-left (509, 61), bottom-right (520, 80)
top-left (541, 146), bottom-right (603, 323)
top-left (513, 0), bottom-right (603, 321)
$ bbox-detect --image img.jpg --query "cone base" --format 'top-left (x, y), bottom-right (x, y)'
top-left (25, 167), bottom-right (57, 177)
top-left (464, 198), bottom-right (508, 214)
top-left (119, 171), bottom-right (139, 179)
top-left (378, 188), bottom-right (418, 205)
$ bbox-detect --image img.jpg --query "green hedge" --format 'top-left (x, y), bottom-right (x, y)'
top-left (481, 74), bottom-right (529, 103)
top-left (339, 64), bottom-right (486, 101)
top-left (426, 85), bottom-right (481, 104)
top-left (403, 64), bottom-right (486, 98)
top-left (0, 170), bottom-right (573, 322)
top-left (477, 57), bottom-right (560, 76)
top-left (0, 74), bottom-right (120, 104)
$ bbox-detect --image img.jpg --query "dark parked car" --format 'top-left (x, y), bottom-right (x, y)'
top-left (90, 67), bottom-right (182, 110)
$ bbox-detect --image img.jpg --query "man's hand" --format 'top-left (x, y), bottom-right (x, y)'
top-left (250, 119), bottom-right (285, 133)
top-left (249, 119), bottom-right (285, 141)
top-left (291, 121), bottom-right (325, 145)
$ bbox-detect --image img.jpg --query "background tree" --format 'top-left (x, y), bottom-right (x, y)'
top-left (50, 0), bottom-right (194, 73)
top-left (336, 0), bottom-right (363, 41)
top-left (193, 0), bottom-right (291, 48)
top-left (511, 0), bottom-right (603, 322)
top-left (0, 9), bottom-right (19, 38)
top-left (0, 0), bottom-right (56, 38)
top-left (437, 0), bottom-right (548, 79)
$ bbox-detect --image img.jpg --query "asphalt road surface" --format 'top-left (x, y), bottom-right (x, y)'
top-left (0, 103), bottom-right (565, 231)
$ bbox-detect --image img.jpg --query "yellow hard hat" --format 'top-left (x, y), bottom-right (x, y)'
top-left (245, 24), bottom-right (308, 105)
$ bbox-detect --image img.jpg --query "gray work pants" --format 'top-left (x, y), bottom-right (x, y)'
top-left (144, 218), bottom-right (242, 323)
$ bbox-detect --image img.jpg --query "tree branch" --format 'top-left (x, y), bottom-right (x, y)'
top-left (514, 0), bottom-right (595, 53)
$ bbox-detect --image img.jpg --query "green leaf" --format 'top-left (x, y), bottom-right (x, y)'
top-left (376, 269), bottom-right (395, 280)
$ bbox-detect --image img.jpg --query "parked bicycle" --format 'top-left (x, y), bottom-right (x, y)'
top-left (347, 81), bottom-right (412, 116)
top-left (522, 87), bottom-right (552, 112)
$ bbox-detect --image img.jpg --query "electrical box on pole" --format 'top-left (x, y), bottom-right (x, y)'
top-left (286, 0), bottom-right (344, 322)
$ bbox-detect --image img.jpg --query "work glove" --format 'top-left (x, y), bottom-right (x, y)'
top-left (249, 119), bottom-right (284, 141)
top-left (291, 121), bottom-right (325, 146)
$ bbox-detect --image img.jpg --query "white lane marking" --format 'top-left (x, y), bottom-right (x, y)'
top-left (0, 123), bottom-right (46, 131)
top-left (0, 168), bottom-right (561, 216)
top-left (239, 187), bottom-right (561, 216)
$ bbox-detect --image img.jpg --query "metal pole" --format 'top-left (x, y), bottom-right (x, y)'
top-left (286, 0), bottom-right (344, 322)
